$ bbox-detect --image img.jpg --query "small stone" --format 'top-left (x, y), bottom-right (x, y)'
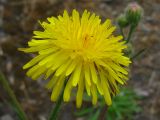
top-left (134, 88), bottom-right (150, 97)
top-left (1, 115), bottom-right (13, 120)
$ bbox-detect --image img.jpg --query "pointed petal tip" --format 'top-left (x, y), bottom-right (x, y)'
top-left (22, 65), bottom-right (28, 69)
top-left (107, 101), bottom-right (112, 106)
top-left (18, 48), bottom-right (25, 52)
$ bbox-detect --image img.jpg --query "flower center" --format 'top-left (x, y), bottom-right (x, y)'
top-left (82, 34), bottom-right (94, 49)
top-left (83, 34), bottom-right (90, 48)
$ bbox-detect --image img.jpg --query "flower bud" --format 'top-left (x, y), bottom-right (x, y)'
top-left (117, 14), bottom-right (129, 28)
top-left (125, 2), bottom-right (143, 26)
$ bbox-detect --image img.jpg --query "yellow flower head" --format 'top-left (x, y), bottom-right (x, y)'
top-left (19, 10), bottom-right (131, 108)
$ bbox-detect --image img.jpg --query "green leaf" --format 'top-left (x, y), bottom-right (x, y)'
top-left (89, 109), bottom-right (100, 120)
top-left (74, 107), bottom-right (94, 117)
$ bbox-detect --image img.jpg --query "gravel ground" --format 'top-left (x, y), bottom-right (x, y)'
top-left (0, 0), bottom-right (160, 120)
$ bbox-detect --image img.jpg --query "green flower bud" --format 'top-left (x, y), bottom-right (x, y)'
top-left (125, 2), bottom-right (143, 26)
top-left (117, 14), bottom-right (129, 28)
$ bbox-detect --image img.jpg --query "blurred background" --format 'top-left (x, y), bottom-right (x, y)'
top-left (0, 0), bottom-right (160, 120)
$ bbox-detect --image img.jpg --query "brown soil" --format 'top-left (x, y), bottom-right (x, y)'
top-left (0, 0), bottom-right (160, 120)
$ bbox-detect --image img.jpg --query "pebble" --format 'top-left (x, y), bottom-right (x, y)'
top-left (1, 115), bottom-right (13, 120)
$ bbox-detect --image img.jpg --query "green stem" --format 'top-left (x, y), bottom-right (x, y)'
top-left (120, 27), bottom-right (125, 40)
top-left (98, 107), bottom-right (108, 120)
top-left (131, 48), bottom-right (145, 60)
top-left (126, 25), bottom-right (136, 44)
top-left (0, 71), bottom-right (28, 120)
top-left (48, 80), bottom-right (67, 120)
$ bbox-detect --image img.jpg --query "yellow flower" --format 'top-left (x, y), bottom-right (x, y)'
top-left (19, 10), bottom-right (131, 108)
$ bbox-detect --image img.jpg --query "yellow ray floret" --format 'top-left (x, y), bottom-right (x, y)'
top-left (19, 9), bottom-right (131, 108)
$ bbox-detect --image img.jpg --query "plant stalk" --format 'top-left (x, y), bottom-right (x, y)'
top-left (126, 25), bottom-right (136, 44)
top-left (98, 107), bottom-right (108, 120)
top-left (131, 48), bottom-right (145, 60)
top-left (0, 71), bottom-right (28, 120)
top-left (48, 80), bottom-right (67, 120)
top-left (120, 27), bottom-right (125, 40)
